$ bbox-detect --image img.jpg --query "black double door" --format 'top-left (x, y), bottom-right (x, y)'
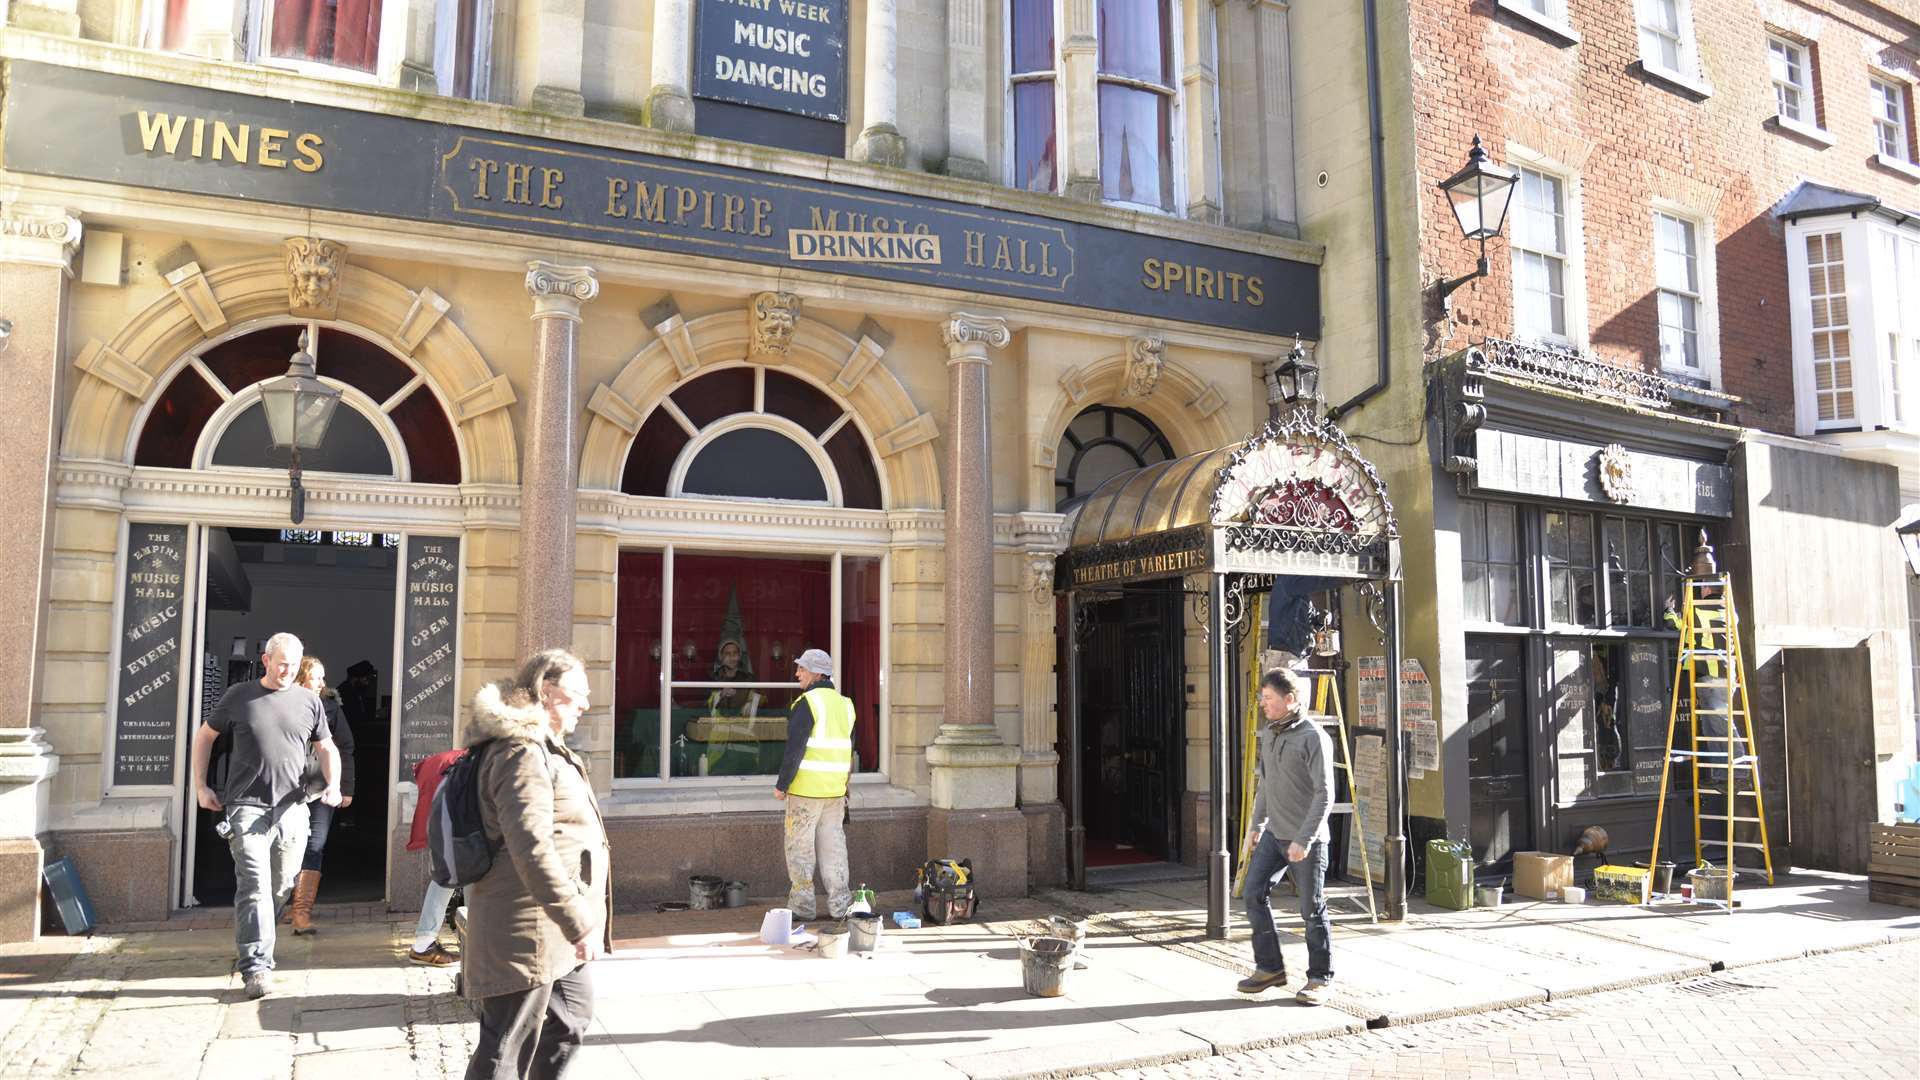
top-left (1076, 580), bottom-right (1184, 865)
top-left (1466, 638), bottom-right (1535, 871)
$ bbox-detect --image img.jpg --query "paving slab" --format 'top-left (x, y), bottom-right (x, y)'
top-left (947, 1030), bottom-right (1214, 1080)
top-left (75, 1001), bottom-right (224, 1070)
top-left (198, 1034), bottom-right (294, 1080)
top-left (1173, 1004), bottom-right (1366, 1053)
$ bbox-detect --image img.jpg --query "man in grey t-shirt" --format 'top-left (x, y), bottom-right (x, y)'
top-left (1237, 666), bottom-right (1336, 1005)
top-left (192, 632), bottom-right (341, 999)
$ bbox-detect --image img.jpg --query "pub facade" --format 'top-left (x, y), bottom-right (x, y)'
top-left (0, 1), bottom-right (1319, 931)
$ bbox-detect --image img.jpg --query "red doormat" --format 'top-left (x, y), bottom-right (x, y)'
top-left (1084, 839), bottom-right (1163, 867)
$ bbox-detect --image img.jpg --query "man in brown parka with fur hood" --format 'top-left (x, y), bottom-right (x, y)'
top-left (461, 649), bottom-right (612, 1080)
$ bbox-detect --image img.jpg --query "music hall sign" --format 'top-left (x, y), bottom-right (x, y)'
top-left (0, 61), bottom-right (1318, 339)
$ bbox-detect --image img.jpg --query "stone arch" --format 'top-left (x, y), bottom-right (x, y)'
top-left (579, 309), bottom-right (941, 509)
top-left (1030, 352), bottom-right (1240, 509)
top-left (65, 255), bottom-right (519, 484)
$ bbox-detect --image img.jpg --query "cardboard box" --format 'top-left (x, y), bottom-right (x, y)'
top-left (1513, 852), bottom-right (1574, 900)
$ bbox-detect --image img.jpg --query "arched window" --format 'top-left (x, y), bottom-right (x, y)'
top-left (132, 323), bottom-right (462, 484)
top-left (1055, 404), bottom-right (1175, 508)
top-left (621, 367), bottom-right (883, 509)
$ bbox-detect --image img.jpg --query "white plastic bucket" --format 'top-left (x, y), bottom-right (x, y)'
top-left (759, 907), bottom-right (794, 944)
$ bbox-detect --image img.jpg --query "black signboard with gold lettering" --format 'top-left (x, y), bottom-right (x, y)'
top-left (397, 536), bottom-right (460, 783)
top-left (113, 523), bottom-right (189, 788)
top-left (0, 61), bottom-right (1317, 339)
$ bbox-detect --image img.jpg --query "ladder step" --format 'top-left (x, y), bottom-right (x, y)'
top-left (1329, 802), bottom-right (1354, 814)
top-left (1699, 840), bottom-right (1771, 851)
top-left (1694, 789), bottom-right (1760, 797)
top-left (1692, 680), bottom-right (1732, 688)
top-left (1683, 650), bottom-right (1732, 658)
top-left (1698, 816), bottom-right (1765, 824)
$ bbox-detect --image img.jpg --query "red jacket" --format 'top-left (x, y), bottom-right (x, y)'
top-left (407, 748), bottom-right (467, 851)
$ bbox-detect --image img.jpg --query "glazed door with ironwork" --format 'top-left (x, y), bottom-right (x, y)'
top-left (1467, 636), bottom-right (1534, 870)
top-left (1079, 581), bottom-right (1184, 865)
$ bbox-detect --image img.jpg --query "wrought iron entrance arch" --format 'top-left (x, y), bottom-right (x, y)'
top-left (1054, 410), bottom-right (1413, 933)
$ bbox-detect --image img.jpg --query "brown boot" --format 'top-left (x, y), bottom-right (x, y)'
top-left (290, 870), bottom-right (321, 935)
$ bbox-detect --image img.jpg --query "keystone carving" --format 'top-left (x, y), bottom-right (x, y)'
top-left (284, 237), bottom-right (346, 319)
top-left (1430, 347), bottom-right (1488, 479)
top-left (750, 291), bottom-right (801, 357)
top-left (1123, 336), bottom-right (1165, 398)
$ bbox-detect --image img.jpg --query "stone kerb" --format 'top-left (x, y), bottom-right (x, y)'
top-left (577, 309), bottom-right (940, 509)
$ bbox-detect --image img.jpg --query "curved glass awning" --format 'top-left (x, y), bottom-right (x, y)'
top-left (1056, 413), bottom-right (1400, 588)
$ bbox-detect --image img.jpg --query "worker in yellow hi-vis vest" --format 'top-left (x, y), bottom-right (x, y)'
top-left (774, 648), bottom-right (856, 922)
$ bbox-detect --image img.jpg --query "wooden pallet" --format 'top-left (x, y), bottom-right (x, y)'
top-left (1867, 824), bottom-right (1920, 910)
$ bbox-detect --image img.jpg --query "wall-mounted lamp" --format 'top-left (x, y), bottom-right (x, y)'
top-left (769, 640), bottom-right (785, 663)
top-left (1435, 135), bottom-right (1519, 316)
top-left (258, 329), bottom-right (341, 525)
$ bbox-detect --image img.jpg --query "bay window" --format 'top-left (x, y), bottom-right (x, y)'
top-left (264, 0), bottom-right (384, 74)
top-left (1096, 0), bottom-right (1176, 211)
top-left (1010, 0), bottom-right (1059, 193)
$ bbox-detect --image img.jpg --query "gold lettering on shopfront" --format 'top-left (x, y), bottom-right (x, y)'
top-left (1141, 257), bottom-right (1264, 307)
top-left (959, 229), bottom-right (1059, 280)
top-left (136, 110), bottom-right (324, 172)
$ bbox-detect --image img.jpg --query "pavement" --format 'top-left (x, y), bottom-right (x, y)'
top-left (1, 867), bottom-right (1915, 1079)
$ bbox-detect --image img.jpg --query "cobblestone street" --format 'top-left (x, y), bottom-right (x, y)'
top-left (1088, 940), bottom-right (1920, 1080)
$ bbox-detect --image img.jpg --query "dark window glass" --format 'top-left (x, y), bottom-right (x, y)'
top-left (1054, 404), bottom-right (1174, 507)
top-left (825, 425), bottom-right (883, 510)
top-left (683, 428), bottom-right (828, 502)
top-left (1547, 510), bottom-right (1598, 627)
top-left (389, 386), bottom-right (461, 484)
top-left (1097, 0), bottom-right (1170, 83)
top-left (621, 409), bottom-right (691, 497)
top-left (200, 325), bottom-right (303, 393)
top-left (672, 368), bottom-right (755, 430)
top-left (842, 555), bottom-right (883, 773)
top-left (763, 371), bottom-right (843, 437)
top-left (317, 327), bottom-right (415, 404)
top-left (1013, 82), bottom-right (1059, 194)
top-left (613, 549), bottom-right (664, 779)
top-left (134, 366), bottom-right (225, 469)
top-left (1098, 83), bottom-right (1172, 210)
top-left (212, 400), bottom-right (394, 476)
top-left (1462, 499), bottom-right (1523, 626)
top-left (1011, 0), bottom-right (1055, 71)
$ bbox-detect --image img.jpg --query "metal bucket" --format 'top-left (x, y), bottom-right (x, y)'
top-left (724, 880), bottom-right (748, 908)
top-left (847, 912), bottom-right (883, 952)
top-left (815, 926), bottom-right (850, 959)
top-left (689, 874), bottom-right (725, 910)
top-left (1474, 884), bottom-right (1505, 908)
top-left (1020, 937), bottom-right (1076, 997)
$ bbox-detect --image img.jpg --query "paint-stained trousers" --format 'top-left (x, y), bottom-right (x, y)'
top-left (783, 793), bottom-right (849, 920)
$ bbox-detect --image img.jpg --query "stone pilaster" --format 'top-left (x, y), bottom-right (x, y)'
top-left (941, 0), bottom-right (990, 180)
top-left (1180, 0), bottom-right (1222, 223)
top-left (7, 0), bottom-right (80, 36)
top-left (1255, 0), bottom-right (1298, 229)
top-left (645, 0), bottom-right (697, 133)
top-left (850, 0), bottom-right (910, 167)
top-left (1059, 0), bottom-right (1102, 200)
top-left (397, 0), bottom-right (440, 93)
top-left (929, 313), bottom-right (1024, 894)
top-left (178, 0), bottom-right (240, 61)
top-left (517, 0), bottom-right (587, 116)
top-left (0, 202), bottom-right (77, 944)
top-left (518, 262), bottom-right (598, 660)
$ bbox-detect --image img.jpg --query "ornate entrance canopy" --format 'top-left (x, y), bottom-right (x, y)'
top-left (1055, 411), bottom-right (1398, 588)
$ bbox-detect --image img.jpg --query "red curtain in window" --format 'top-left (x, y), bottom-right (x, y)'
top-left (271, 0), bottom-right (383, 73)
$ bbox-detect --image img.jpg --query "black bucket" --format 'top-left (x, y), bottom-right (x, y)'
top-left (689, 874), bottom-right (725, 910)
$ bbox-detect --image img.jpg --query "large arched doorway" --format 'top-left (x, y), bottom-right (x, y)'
top-left (1053, 404), bottom-right (1186, 869)
top-left (127, 322), bottom-right (464, 908)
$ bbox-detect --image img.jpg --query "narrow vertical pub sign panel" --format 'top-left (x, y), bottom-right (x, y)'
top-left (113, 524), bottom-right (189, 787)
top-left (695, 0), bottom-right (848, 121)
top-left (398, 536), bottom-right (460, 783)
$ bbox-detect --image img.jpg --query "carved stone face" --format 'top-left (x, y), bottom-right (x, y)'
top-left (751, 291), bottom-right (799, 356)
top-left (284, 237), bottom-right (345, 316)
top-left (292, 261), bottom-right (334, 308)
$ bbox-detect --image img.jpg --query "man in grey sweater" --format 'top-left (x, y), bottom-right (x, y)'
top-left (1238, 667), bottom-right (1335, 1004)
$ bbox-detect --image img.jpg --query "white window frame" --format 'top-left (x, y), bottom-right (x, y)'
top-left (247, 0), bottom-right (407, 85)
top-left (1634, 0), bottom-right (1708, 94)
top-left (1651, 202), bottom-right (1719, 387)
top-left (1871, 75), bottom-right (1913, 165)
top-left (1767, 35), bottom-right (1811, 126)
top-left (1506, 145), bottom-right (1587, 350)
top-left (1873, 226), bottom-right (1920, 432)
top-left (1091, 0), bottom-right (1187, 215)
top-left (1004, 0), bottom-right (1068, 195)
top-left (1785, 221), bottom-right (1862, 433)
top-left (1494, 0), bottom-right (1579, 45)
top-left (433, 0), bottom-right (496, 101)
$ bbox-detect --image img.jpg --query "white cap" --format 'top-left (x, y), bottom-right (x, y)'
top-left (796, 648), bottom-right (834, 677)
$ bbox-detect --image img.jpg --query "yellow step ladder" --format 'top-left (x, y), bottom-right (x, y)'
top-left (1234, 665), bottom-right (1377, 923)
top-left (1649, 567), bottom-right (1774, 910)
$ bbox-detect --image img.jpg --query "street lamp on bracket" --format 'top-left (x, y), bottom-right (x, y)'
top-left (1267, 334), bottom-right (1320, 420)
top-left (1435, 134), bottom-right (1520, 317)
top-left (258, 329), bottom-right (342, 525)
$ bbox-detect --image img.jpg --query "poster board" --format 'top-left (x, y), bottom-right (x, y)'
top-left (111, 523), bottom-right (189, 788)
top-left (396, 536), bottom-right (460, 783)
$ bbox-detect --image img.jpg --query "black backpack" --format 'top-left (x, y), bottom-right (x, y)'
top-left (427, 741), bottom-right (497, 888)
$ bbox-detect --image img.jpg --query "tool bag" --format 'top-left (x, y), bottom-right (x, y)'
top-left (914, 858), bottom-right (978, 925)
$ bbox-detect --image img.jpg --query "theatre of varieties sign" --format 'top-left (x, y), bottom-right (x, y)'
top-left (0, 61), bottom-right (1317, 339)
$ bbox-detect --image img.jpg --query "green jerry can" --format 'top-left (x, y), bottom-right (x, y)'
top-left (1425, 839), bottom-right (1476, 911)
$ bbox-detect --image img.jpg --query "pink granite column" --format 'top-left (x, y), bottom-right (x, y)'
top-left (518, 262), bottom-right (599, 660)
top-left (0, 204), bottom-right (79, 943)
top-left (938, 313), bottom-right (1010, 738)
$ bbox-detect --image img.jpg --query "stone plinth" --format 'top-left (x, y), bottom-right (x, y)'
top-left (926, 807), bottom-right (1028, 899)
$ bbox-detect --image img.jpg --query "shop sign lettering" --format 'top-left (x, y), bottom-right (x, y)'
top-left (695, 0), bottom-right (847, 121)
top-left (397, 536), bottom-right (461, 783)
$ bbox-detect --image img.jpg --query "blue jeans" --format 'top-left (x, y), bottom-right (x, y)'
top-left (301, 800), bottom-right (335, 873)
top-left (227, 802), bottom-right (309, 977)
top-left (415, 879), bottom-right (456, 947)
top-left (1245, 832), bottom-right (1333, 981)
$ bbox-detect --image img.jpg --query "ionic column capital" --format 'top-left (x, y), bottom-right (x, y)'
top-left (525, 261), bottom-right (600, 320)
top-left (941, 312), bottom-right (1010, 364)
top-left (0, 203), bottom-right (82, 271)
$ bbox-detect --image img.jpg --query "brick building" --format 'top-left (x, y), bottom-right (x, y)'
top-left (1293, 0), bottom-right (1918, 885)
